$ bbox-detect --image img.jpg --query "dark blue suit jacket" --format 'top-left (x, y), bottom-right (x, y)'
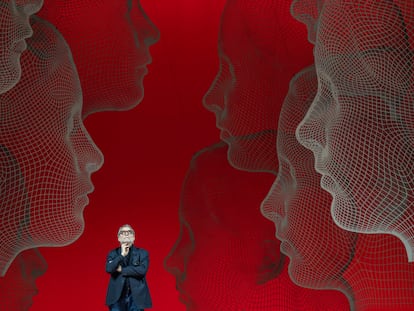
top-left (105, 245), bottom-right (152, 308)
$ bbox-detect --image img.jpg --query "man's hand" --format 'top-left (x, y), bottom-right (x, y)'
top-left (121, 243), bottom-right (130, 257)
top-left (116, 265), bottom-right (122, 273)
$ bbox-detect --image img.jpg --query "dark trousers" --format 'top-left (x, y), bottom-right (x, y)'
top-left (109, 291), bottom-right (143, 311)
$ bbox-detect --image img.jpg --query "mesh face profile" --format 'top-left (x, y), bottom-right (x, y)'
top-left (203, 0), bottom-right (314, 173)
top-left (261, 65), bottom-right (357, 303)
top-left (0, 248), bottom-right (47, 310)
top-left (38, 0), bottom-right (160, 118)
top-left (0, 0), bottom-right (43, 93)
top-left (295, 0), bottom-right (414, 261)
top-left (263, 63), bottom-right (414, 311)
top-left (165, 142), bottom-right (349, 310)
top-left (164, 142), bottom-right (280, 310)
top-left (0, 16), bottom-right (103, 276)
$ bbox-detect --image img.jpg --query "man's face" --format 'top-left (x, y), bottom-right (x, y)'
top-left (38, 0), bottom-right (160, 117)
top-left (118, 227), bottom-right (135, 245)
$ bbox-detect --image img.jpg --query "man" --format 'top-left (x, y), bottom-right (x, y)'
top-left (106, 224), bottom-right (152, 311)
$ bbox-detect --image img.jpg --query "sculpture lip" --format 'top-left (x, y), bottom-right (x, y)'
top-left (320, 174), bottom-right (338, 195)
top-left (14, 19), bottom-right (34, 52)
top-left (176, 282), bottom-right (193, 305)
top-left (280, 239), bottom-right (296, 258)
top-left (138, 53), bottom-right (152, 68)
top-left (219, 128), bottom-right (232, 142)
top-left (11, 40), bottom-right (28, 53)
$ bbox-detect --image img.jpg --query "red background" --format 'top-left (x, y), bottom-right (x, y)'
top-left (32, 0), bottom-right (225, 309)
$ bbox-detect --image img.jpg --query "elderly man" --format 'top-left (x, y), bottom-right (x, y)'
top-left (106, 224), bottom-right (152, 311)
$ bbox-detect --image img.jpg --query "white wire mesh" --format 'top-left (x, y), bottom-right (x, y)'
top-left (0, 248), bottom-right (47, 310)
top-left (203, 0), bottom-right (314, 173)
top-left (0, 0), bottom-right (43, 93)
top-left (261, 65), bottom-right (357, 305)
top-left (165, 142), bottom-right (349, 310)
top-left (37, 0), bottom-right (160, 118)
top-left (295, 0), bottom-right (414, 262)
top-left (0, 16), bottom-right (103, 276)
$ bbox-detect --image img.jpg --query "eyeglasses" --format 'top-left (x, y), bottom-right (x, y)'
top-left (118, 230), bottom-right (134, 236)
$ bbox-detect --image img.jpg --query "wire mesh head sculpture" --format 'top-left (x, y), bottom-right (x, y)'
top-left (0, 248), bottom-right (47, 310)
top-left (0, 16), bottom-right (103, 276)
top-left (261, 65), bottom-right (358, 306)
top-left (203, 0), bottom-right (313, 173)
top-left (164, 142), bottom-right (282, 310)
top-left (38, 0), bottom-right (160, 118)
top-left (0, 0), bottom-right (43, 93)
top-left (295, 0), bottom-right (414, 261)
top-left (263, 63), bottom-right (414, 310)
top-left (164, 142), bottom-right (349, 310)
